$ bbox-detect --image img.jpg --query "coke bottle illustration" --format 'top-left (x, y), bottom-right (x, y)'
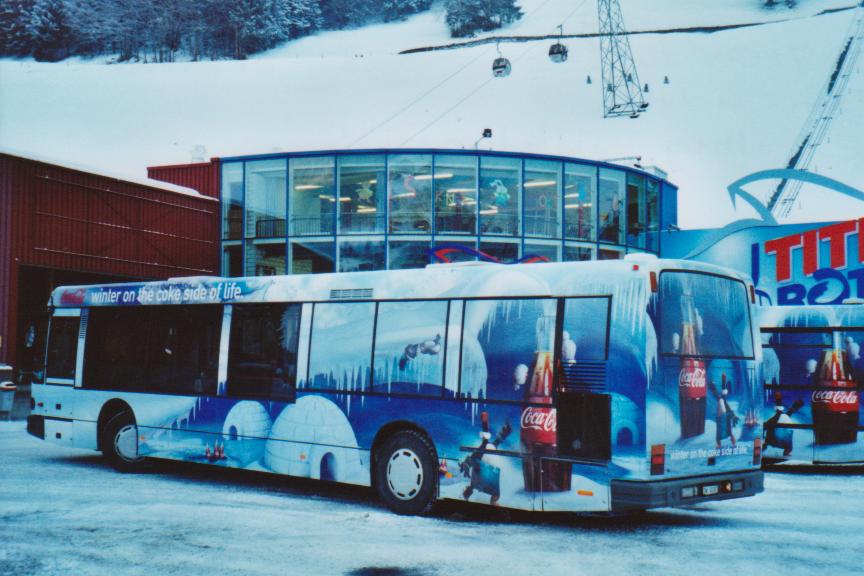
top-left (811, 349), bottom-right (858, 445)
top-left (678, 290), bottom-right (707, 439)
top-left (521, 313), bottom-right (572, 492)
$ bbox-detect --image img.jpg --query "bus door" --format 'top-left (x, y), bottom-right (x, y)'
top-left (40, 308), bottom-right (83, 447)
top-left (543, 297), bottom-right (611, 511)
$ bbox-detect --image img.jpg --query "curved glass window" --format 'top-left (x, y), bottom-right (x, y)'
top-left (565, 242), bottom-right (594, 262)
top-left (222, 163), bottom-right (243, 240)
top-left (290, 239), bottom-right (334, 274)
top-left (524, 241), bottom-right (560, 263)
top-left (290, 156), bottom-right (335, 236)
top-left (245, 159), bottom-right (286, 239)
top-left (626, 173), bottom-right (646, 249)
top-left (479, 156), bottom-right (520, 236)
top-left (389, 238), bottom-right (431, 270)
top-left (646, 178), bottom-right (660, 253)
top-left (524, 159), bottom-right (561, 239)
top-left (246, 240), bottom-right (285, 276)
top-left (339, 155), bottom-right (386, 234)
top-left (564, 163), bottom-right (596, 242)
top-left (339, 238), bottom-right (385, 272)
top-left (389, 154), bottom-right (432, 234)
top-left (435, 155), bottom-right (477, 234)
top-left (598, 168), bottom-right (624, 244)
top-left (480, 239), bottom-right (519, 262)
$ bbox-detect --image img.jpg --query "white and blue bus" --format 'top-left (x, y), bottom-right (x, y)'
top-left (760, 303), bottom-right (863, 465)
top-left (29, 257), bottom-right (763, 514)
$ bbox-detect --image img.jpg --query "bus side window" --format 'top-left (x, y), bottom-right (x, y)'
top-left (146, 306), bottom-right (221, 396)
top-left (228, 304), bottom-right (301, 401)
top-left (85, 306), bottom-right (220, 395)
top-left (305, 302), bottom-right (375, 391)
top-left (373, 300), bottom-right (447, 396)
top-left (560, 297), bottom-right (610, 366)
top-left (461, 298), bottom-right (557, 402)
top-left (46, 317), bottom-right (80, 383)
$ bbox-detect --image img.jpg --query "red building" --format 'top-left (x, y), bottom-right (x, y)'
top-left (0, 151), bottom-right (220, 384)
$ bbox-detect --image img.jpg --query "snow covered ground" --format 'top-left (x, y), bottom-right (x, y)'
top-left (0, 1), bottom-right (861, 228)
top-left (0, 421), bottom-right (861, 576)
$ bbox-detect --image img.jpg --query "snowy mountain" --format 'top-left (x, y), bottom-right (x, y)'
top-left (0, 0), bottom-right (861, 228)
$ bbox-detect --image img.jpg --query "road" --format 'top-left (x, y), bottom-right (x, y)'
top-left (0, 422), bottom-right (860, 576)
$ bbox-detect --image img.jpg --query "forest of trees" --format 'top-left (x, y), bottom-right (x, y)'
top-left (0, 0), bottom-right (523, 62)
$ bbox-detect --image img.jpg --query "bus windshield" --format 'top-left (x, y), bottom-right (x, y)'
top-left (659, 271), bottom-right (754, 359)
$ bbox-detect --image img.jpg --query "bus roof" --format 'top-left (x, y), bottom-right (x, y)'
top-left (758, 302), bottom-right (864, 330)
top-left (50, 258), bottom-right (752, 309)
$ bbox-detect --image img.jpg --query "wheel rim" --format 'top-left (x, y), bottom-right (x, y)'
top-left (386, 448), bottom-right (424, 501)
top-left (114, 424), bottom-right (140, 462)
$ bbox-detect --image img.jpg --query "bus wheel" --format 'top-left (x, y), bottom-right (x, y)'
top-left (375, 430), bottom-right (437, 515)
top-left (102, 411), bottom-right (146, 473)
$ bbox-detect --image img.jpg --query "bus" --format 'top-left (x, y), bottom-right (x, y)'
top-left (760, 303), bottom-right (863, 465)
top-left (28, 257), bottom-right (764, 514)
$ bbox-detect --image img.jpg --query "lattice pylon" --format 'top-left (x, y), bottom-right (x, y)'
top-left (598, 0), bottom-right (648, 118)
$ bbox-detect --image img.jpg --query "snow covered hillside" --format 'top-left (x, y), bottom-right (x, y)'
top-left (0, 0), bottom-right (861, 228)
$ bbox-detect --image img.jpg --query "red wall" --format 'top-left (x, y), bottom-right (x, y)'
top-left (0, 153), bottom-right (221, 367)
top-left (0, 157), bottom-right (13, 365)
top-left (147, 159), bottom-right (220, 199)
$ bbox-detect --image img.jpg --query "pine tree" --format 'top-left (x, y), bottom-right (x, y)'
top-left (278, 0), bottom-right (323, 39)
top-left (382, 0), bottom-right (432, 23)
top-left (27, 0), bottom-right (73, 61)
top-left (0, 0), bottom-right (35, 56)
top-left (445, 0), bottom-right (522, 38)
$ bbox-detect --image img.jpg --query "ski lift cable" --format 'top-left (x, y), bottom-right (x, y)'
top-left (346, 0), bottom-right (574, 148)
top-left (401, 0), bottom-right (590, 146)
top-left (401, 34), bottom-right (551, 146)
top-left (346, 45), bottom-right (496, 147)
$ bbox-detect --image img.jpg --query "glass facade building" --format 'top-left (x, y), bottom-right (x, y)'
top-left (219, 149), bottom-right (677, 276)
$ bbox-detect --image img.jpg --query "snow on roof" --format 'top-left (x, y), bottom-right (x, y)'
top-left (0, 146), bottom-right (212, 200)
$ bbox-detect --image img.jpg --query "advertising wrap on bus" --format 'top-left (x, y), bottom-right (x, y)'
top-left (760, 304), bottom-right (864, 464)
top-left (662, 217), bottom-right (863, 307)
top-left (39, 260), bottom-right (762, 513)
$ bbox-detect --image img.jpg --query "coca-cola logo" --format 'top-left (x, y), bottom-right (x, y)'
top-left (678, 368), bottom-right (707, 389)
top-left (521, 407), bottom-right (557, 432)
top-left (811, 390), bottom-right (859, 405)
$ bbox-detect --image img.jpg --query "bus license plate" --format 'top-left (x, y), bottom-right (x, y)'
top-left (702, 484), bottom-right (719, 496)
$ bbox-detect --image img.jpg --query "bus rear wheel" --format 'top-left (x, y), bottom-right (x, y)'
top-left (102, 410), bottom-right (146, 473)
top-left (374, 430), bottom-right (437, 515)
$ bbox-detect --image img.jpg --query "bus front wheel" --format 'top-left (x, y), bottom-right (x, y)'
top-left (101, 410), bottom-right (146, 473)
top-left (374, 430), bottom-right (437, 515)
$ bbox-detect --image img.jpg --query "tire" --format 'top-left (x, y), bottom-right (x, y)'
top-left (374, 430), bottom-right (438, 515)
top-left (101, 410), bottom-right (147, 473)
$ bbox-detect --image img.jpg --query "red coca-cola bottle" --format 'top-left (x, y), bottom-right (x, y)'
top-left (521, 314), bottom-right (572, 492)
top-left (812, 349), bottom-right (859, 445)
top-left (678, 291), bottom-right (707, 439)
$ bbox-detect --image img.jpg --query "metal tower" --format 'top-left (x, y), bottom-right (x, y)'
top-left (598, 0), bottom-right (648, 118)
top-left (767, 3), bottom-right (864, 218)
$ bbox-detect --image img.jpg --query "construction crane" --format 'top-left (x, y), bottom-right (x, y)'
top-left (767, 3), bottom-right (864, 218)
top-left (598, 0), bottom-right (648, 118)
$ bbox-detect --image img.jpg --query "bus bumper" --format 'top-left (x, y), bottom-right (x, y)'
top-left (27, 414), bottom-right (45, 439)
top-left (610, 470), bottom-right (763, 511)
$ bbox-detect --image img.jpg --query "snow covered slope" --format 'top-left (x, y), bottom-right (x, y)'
top-left (0, 1), bottom-right (861, 228)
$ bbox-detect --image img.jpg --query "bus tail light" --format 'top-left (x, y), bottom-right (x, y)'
top-left (650, 444), bottom-right (665, 475)
top-left (753, 438), bottom-right (762, 464)
top-left (649, 272), bottom-right (658, 292)
top-left (749, 284), bottom-right (756, 304)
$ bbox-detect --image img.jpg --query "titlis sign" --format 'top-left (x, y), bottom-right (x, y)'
top-left (754, 218), bottom-right (864, 305)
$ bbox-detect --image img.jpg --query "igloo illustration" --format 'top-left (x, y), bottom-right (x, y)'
top-left (264, 396), bottom-right (365, 483)
top-left (610, 393), bottom-right (642, 446)
top-left (222, 401), bottom-right (273, 466)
